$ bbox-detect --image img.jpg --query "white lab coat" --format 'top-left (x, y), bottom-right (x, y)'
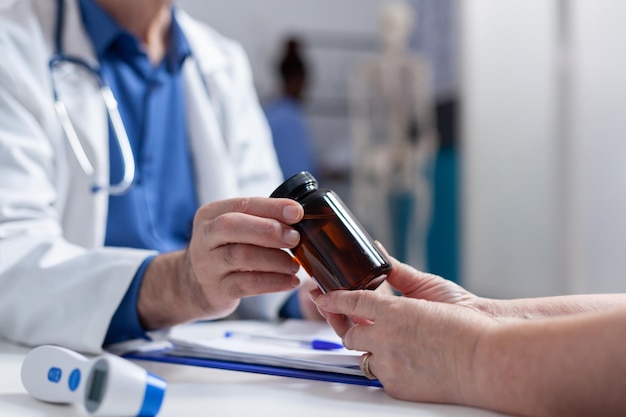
top-left (0, 0), bottom-right (289, 353)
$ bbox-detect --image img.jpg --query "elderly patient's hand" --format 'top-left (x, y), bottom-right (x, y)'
top-left (309, 252), bottom-right (493, 402)
top-left (313, 287), bottom-right (495, 404)
top-left (138, 197), bottom-right (305, 329)
top-left (310, 250), bottom-right (481, 324)
top-left (298, 276), bottom-right (394, 321)
top-left (381, 246), bottom-right (478, 306)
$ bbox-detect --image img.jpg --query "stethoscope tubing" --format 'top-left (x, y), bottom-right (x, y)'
top-left (50, 0), bottom-right (136, 195)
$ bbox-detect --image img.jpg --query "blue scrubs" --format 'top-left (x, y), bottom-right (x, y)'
top-left (264, 97), bottom-right (319, 179)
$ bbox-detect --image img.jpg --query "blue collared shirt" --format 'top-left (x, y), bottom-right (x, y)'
top-left (79, 0), bottom-right (198, 345)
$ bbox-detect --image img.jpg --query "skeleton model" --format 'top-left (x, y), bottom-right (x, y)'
top-left (348, 0), bottom-right (439, 269)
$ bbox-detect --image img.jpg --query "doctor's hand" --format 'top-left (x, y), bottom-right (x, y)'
top-left (137, 197), bottom-right (304, 330)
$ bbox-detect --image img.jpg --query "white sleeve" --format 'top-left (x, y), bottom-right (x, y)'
top-left (0, 12), bottom-right (154, 353)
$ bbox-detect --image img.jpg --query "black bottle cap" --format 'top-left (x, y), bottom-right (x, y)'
top-left (270, 171), bottom-right (318, 200)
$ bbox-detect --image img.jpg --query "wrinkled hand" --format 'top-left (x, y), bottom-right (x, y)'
top-left (139, 197), bottom-right (304, 329)
top-left (310, 252), bottom-right (482, 325)
top-left (313, 287), bottom-right (495, 404)
top-left (382, 246), bottom-right (478, 305)
top-left (186, 197), bottom-right (305, 317)
top-left (298, 276), bottom-right (394, 321)
top-left (309, 252), bottom-right (494, 403)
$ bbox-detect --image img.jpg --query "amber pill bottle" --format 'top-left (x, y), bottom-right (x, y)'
top-left (271, 171), bottom-right (392, 293)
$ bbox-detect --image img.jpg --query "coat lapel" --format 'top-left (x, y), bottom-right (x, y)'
top-left (177, 11), bottom-right (239, 204)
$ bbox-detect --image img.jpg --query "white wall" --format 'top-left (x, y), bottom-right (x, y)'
top-left (461, 0), bottom-right (565, 297)
top-left (568, 0), bottom-right (626, 293)
top-left (462, 0), bottom-right (626, 297)
top-left (176, 0), bottom-right (384, 98)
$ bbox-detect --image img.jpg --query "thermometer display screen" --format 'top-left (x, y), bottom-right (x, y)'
top-left (88, 369), bottom-right (106, 404)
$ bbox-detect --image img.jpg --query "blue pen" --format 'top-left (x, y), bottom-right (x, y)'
top-left (224, 331), bottom-right (343, 351)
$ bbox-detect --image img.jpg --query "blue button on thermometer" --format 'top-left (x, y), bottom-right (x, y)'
top-left (21, 345), bottom-right (166, 416)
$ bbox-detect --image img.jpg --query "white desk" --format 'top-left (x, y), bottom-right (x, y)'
top-left (0, 328), bottom-right (510, 417)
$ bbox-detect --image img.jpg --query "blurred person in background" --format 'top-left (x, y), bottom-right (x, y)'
top-left (264, 37), bottom-right (320, 180)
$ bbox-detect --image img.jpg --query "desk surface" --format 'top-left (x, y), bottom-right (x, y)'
top-left (0, 327), bottom-right (510, 417)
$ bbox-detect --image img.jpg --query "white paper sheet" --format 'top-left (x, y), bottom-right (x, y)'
top-left (166, 320), bottom-right (365, 376)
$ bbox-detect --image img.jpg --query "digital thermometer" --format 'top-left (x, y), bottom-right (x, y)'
top-left (21, 345), bottom-right (166, 416)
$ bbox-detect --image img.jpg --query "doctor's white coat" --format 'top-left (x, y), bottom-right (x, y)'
top-left (0, 0), bottom-right (289, 352)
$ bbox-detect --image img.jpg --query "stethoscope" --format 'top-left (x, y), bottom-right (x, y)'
top-left (50, 0), bottom-right (135, 195)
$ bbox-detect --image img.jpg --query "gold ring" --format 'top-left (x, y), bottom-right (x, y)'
top-left (360, 352), bottom-right (377, 380)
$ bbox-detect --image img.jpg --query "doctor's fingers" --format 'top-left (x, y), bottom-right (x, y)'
top-left (209, 244), bottom-right (300, 278)
top-left (194, 211), bottom-right (301, 250)
top-left (214, 271), bottom-right (300, 300)
top-left (196, 197), bottom-right (304, 226)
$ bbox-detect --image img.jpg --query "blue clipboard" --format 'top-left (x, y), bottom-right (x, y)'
top-left (124, 349), bottom-right (382, 388)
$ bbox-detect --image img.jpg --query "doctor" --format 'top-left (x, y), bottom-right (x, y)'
top-left (0, 0), bottom-right (317, 353)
